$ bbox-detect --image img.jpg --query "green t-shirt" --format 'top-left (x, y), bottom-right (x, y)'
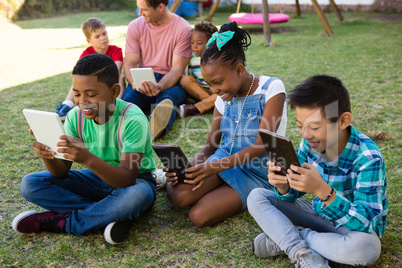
top-left (64, 98), bottom-right (155, 173)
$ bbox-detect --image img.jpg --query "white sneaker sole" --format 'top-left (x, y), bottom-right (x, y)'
top-left (104, 222), bottom-right (119, 245)
top-left (149, 99), bottom-right (174, 142)
top-left (12, 210), bottom-right (37, 233)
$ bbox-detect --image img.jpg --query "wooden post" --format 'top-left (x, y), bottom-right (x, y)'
top-left (295, 0), bottom-right (301, 17)
top-left (262, 0), bottom-right (272, 46)
top-left (236, 0), bottom-right (241, 13)
top-left (169, 0), bottom-right (181, 13)
top-left (329, 0), bottom-right (344, 22)
top-left (310, 0), bottom-right (333, 36)
top-left (206, 0), bottom-right (221, 22)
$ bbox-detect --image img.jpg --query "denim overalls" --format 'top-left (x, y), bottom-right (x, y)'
top-left (206, 77), bottom-right (284, 210)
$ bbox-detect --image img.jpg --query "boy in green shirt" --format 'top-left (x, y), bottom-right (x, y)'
top-left (13, 54), bottom-right (156, 245)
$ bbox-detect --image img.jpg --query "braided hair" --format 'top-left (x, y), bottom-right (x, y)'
top-left (201, 21), bottom-right (251, 67)
top-left (73, 54), bottom-right (119, 88)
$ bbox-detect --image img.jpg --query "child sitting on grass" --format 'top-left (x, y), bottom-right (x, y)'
top-left (247, 75), bottom-right (388, 267)
top-left (56, 17), bottom-right (125, 120)
top-left (13, 54), bottom-right (156, 245)
top-left (179, 21), bottom-right (218, 117)
top-left (166, 22), bottom-right (287, 227)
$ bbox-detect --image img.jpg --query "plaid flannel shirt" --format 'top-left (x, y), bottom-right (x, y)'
top-left (275, 125), bottom-right (388, 237)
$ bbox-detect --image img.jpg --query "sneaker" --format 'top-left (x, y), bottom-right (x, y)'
top-left (149, 99), bottom-right (173, 142)
top-left (179, 104), bottom-right (202, 118)
top-left (154, 169), bottom-right (168, 190)
top-left (55, 103), bottom-right (72, 121)
top-left (104, 220), bottom-right (133, 245)
top-left (252, 232), bottom-right (284, 258)
top-left (295, 248), bottom-right (329, 268)
top-left (12, 210), bottom-right (69, 233)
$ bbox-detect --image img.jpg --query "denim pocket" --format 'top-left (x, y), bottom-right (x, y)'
top-left (234, 109), bottom-right (260, 148)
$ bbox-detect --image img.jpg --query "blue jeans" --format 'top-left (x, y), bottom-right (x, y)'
top-left (21, 169), bottom-right (156, 236)
top-left (247, 188), bottom-right (381, 265)
top-left (122, 73), bottom-right (187, 136)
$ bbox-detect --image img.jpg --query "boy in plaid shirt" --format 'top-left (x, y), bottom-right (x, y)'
top-left (247, 75), bottom-right (388, 267)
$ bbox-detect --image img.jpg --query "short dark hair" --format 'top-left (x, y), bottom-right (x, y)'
top-left (145, 0), bottom-right (168, 9)
top-left (288, 75), bottom-right (351, 122)
top-left (72, 54), bottom-right (119, 88)
top-left (194, 21), bottom-right (218, 40)
top-left (201, 21), bottom-right (251, 67)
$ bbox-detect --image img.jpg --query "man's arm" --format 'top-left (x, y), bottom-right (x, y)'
top-left (158, 54), bottom-right (190, 92)
top-left (124, 53), bottom-right (141, 88)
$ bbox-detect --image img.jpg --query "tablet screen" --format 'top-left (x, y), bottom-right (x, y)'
top-left (152, 143), bottom-right (191, 183)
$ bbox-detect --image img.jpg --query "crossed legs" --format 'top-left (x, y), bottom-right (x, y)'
top-left (167, 174), bottom-right (242, 227)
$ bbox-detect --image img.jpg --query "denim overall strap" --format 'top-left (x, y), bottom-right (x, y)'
top-left (117, 103), bottom-right (135, 151)
top-left (219, 77), bottom-right (280, 154)
top-left (261, 77), bottom-right (279, 92)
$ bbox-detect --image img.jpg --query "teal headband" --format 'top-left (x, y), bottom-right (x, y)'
top-left (206, 31), bottom-right (235, 51)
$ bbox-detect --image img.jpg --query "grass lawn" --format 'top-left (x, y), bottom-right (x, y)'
top-left (0, 9), bottom-right (401, 267)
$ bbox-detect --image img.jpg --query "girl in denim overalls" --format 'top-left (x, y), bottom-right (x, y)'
top-left (166, 22), bottom-right (287, 227)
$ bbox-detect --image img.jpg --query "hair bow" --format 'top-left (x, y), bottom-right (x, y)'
top-left (206, 31), bottom-right (235, 51)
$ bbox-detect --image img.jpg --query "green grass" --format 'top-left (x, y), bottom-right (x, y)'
top-left (0, 10), bottom-right (401, 267)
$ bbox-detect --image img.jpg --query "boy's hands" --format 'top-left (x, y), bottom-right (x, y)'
top-left (30, 129), bottom-right (57, 160)
top-left (56, 135), bottom-right (90, 164)
top-left (287, 163), bottom-right (329, 197)
top-left (267, 161), bottom-right (290, 195)
top-left (29, 130), bottom-right (89, 164)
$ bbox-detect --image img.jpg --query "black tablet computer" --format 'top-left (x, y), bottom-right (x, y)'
top-left (259, 129), bottom-right (300, 175)
top-left (152, 143), bottom-right (191, 184)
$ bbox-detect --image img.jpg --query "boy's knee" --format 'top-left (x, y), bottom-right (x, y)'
top-left (354, 232), bottom-right (382, 265)
top-left (20, 174), bottom-right (37, 200)
top-left (338, 232), bottom-right (382, 265)
top-left (247, 188), bottom-right (274, 213)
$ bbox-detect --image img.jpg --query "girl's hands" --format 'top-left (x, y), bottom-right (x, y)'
top-left (56, 135), bottom-right (90, 164)
top-left (267, 161), bottom-right (290, 195)
top-left (164, 167), bottom-right (180, 187)
top-left (183, 161), bottom-right (219, 191)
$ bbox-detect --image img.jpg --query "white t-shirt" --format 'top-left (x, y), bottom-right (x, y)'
top-left (215, 76), bottom-right (287, 136)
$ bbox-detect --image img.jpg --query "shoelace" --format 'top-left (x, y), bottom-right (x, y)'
top-left (36, 213), bottom-right (68, 233)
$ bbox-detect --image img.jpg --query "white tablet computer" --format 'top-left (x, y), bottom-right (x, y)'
top-left (130, 67), bottom-right (156, 90)
top-left (22, 109), bottom-right (71, 161)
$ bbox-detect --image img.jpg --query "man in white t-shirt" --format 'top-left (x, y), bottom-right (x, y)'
top-left (123, 0), bottom-right (192, 141)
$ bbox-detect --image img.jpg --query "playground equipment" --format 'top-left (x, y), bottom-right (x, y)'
top-left (206, 0), bottom-right (344, 41)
